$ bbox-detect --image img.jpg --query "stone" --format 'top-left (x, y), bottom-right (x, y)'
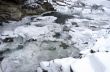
top-left (0, 0), bottom-right (55, 22)
top-left (41, 2), bottom-right (55, 11)
top-left (2, 37), bottom-right (14, 43)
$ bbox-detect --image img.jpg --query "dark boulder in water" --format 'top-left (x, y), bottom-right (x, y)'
top-left (0, 56), bottom-right (4, 62)
top-left (90, 49), bottom-right (96, 53)
top-left (0, 22), bottom-right (3, 26)
top-left (42, 12), bottom-right (74, 24)
top-left (53, 32), bottom-right (61, 38)
top-left (3, 37), bottom-right (14, 43)
top-left (41, 2), bottom-right (55, 11)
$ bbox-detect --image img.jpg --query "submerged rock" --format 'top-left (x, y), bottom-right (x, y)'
top-left (42, 12), bottom-right (74, 24)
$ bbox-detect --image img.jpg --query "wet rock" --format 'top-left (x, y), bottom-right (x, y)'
top-left (67, 35), bottom-right (72, 40)
top-left (0, 48), bottom-right (10, 56)
top-left (70, 66), bottom-right (74, 72)
top-left (60, 42), bottom-right (69, 49)
top-left (79, 53), bottom-right (83, 59)
top-left (42, 69), bottom-right (48, 72)
top-left (72, 22), bottom-right (79, 27)
top-left (17, 44), bottom-right (24, 50)
top-left (35, 24), bottom-right (46, 27)
top-left (0, 56), bottom-right (4, 62)
top-left (53, 32), bottom-right (61, 38)
top-left (25, 22), bottom-right (31, 25)
top-left (27, 39), bottom-right (37, 42)
top-left (105, 51), bottom-right (109, 52)
top-left (0, 22), bottom-right (3, 26)
top-left (48, 47), bottom-right (56, 51)
top-left (0, 0), bottom-right (26, 4)
top-left (0, 4), bottom-right (22, 21)
top-left (22, 3), bottom-right (45, 16)
top-left (90, 49), bottom-right (95, 53)
top-left (3, 37), bottom-right (14, 43)
top-left (63, 26), bottom-right (70, 32)
top-left (42, 12), bottom-right (73, 24)
top-left (30, 17), bottom-right (37, 21)
top-left (0, 1), bottom-right (55, 22)
top-left (41, 2), bottom-right (55, 11)
top-left (83, 42), bottom-right (88, 44)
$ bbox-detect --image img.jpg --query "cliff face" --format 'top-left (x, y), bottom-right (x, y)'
top-left (0, 0), bottom-right (55, 22)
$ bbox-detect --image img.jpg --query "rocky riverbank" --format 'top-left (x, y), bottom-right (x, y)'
top-left (0, 0), bottom-right (55, 21)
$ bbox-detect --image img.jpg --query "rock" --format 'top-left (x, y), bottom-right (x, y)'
top-left (41, 2), bottom-right (55, 11)
top-left (0, 49), bottom-right (10, 56)
top-left (72, 22), bottom-right (79, 27)
top-left (63, 26), bottom-right (70, 32)
top-left (42, 12), bottom-right (73, 24)
top-left (70, 66), bottom-right (74, 72)
top-left (17, 44), bottom-right (24, 50)
top-left (53, 32), bottom-right (61, 38)
top-left (90, 49), bottom-right (96, 53)
top-left (0, 4), bottom-right (22, 21)
top-left (22, 3), bottom-right (45, 16)
top-left (0, 0), bottom-right (26, 4)
top-left (60, 42), bottom-right (69, 49)
top-left (0, 56), bottom-right (4, 62)
top-left (0, 1), bottom-right (55, 22)
top-left (0, 22), bottom-right (3, 26)
top-left (42, 69), bottom-right (48, 72)
top-left (2, 37), bottom-right (14, 43)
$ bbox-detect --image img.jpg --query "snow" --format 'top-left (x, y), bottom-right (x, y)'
top-left (15, 25), bottom-right (50, 39)
top-left (40, 57), bottom-right (76, 72)
top-left (83, 0), bottom-right (110, 8)
top-left (71, 52), bottom-right (110, 72)
top-left (31, 16), bottom-right (57, 26)
top-left (0, 31), bottom-right (17, 39)
top-left (92, 35), bottom-right (110, 51)
top-left (55, 6), bottom-right (73, 15)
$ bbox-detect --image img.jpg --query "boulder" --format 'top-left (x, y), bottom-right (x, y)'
top-left (0, 0), bottom-right (55, 22)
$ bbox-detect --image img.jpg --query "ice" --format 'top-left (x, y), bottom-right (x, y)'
top-left (92, 35), bottom-right (110, 51)
top-left (15, 25), bottom-right (50, 39)
top-left (71, 52), bottom-right (110, 72)
top-left (38, 52), bottom-right (110, 72)
top-left (39, 57), bottom-right (76, 72)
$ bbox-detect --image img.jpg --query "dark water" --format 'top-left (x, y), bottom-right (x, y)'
top-left (42, 11), bottom-right (74, 24)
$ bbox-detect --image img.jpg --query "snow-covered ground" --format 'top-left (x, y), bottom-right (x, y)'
top-left (38, 52), bottom-right (110, 72)
top-left (0, 0), bottom-right (110, 72)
